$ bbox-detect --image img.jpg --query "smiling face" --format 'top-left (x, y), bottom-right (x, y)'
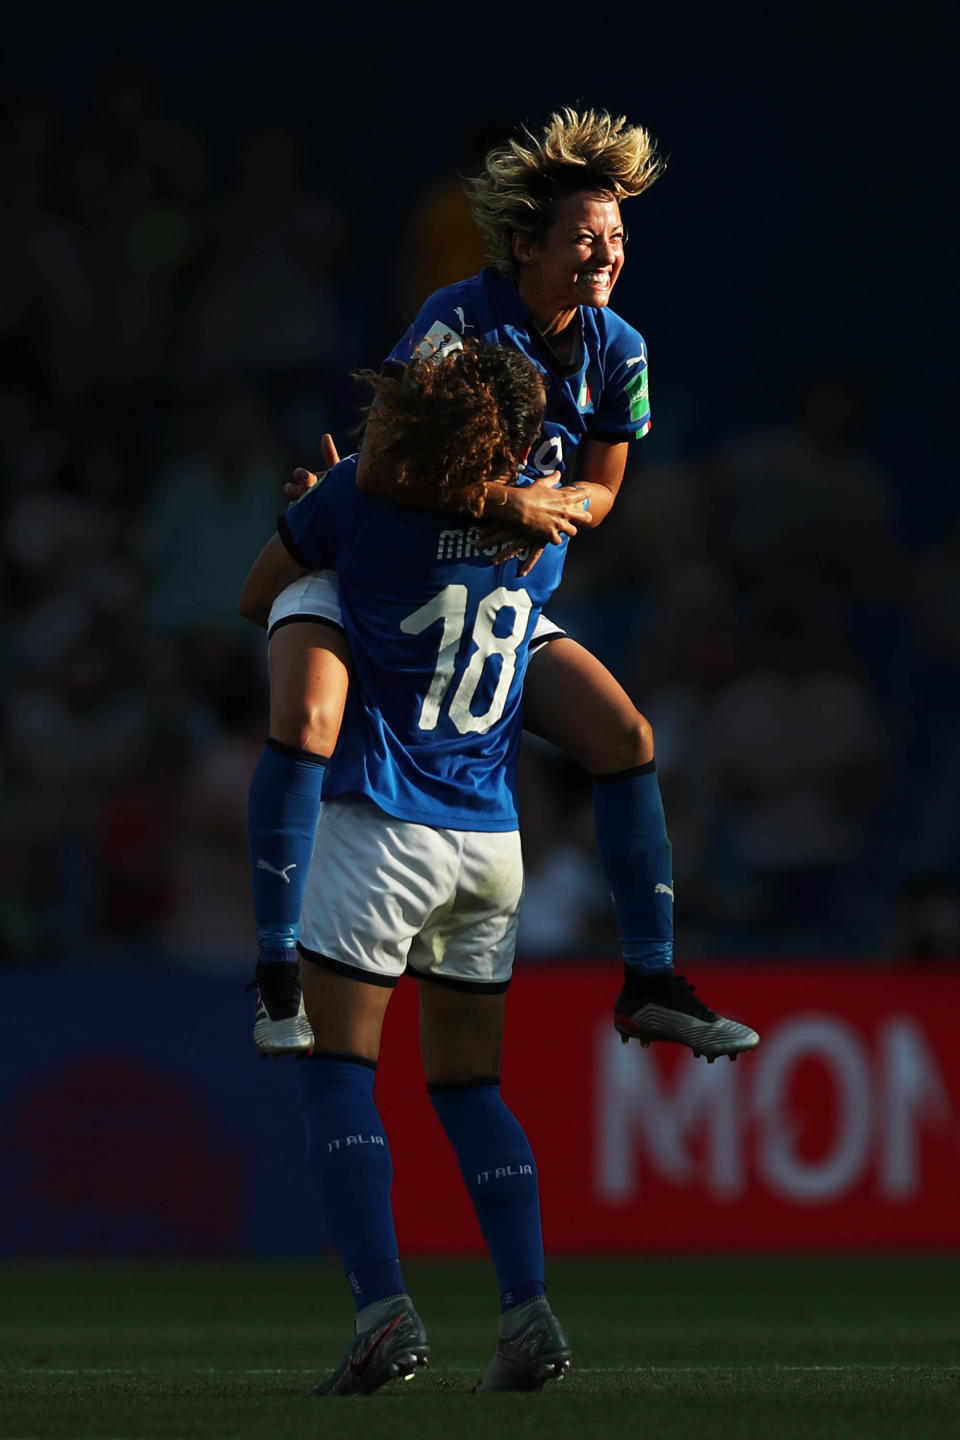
top-left (513, 190), bottom-right (626, 327)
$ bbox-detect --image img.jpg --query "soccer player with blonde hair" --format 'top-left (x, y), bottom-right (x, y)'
top-left (468, 106), bottom-right (662, 274)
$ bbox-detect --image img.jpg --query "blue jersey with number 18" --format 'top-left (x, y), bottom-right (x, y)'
top-left (278, 457), bottom-right (568, 831)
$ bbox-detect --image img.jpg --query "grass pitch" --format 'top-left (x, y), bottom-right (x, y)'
top-left (3, 1257), bottom-right (959, 1440)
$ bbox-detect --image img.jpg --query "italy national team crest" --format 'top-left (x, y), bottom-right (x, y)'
top-left (577, 378), bottom-right (592, 411)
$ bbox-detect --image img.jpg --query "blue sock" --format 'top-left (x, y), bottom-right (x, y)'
top-left (248, 737), bottom-right (327, 964)
top-left (299, 1053), bottom-right (404, 1311)
top-left (429, 1080), bottom-right (544, 1313)
top-left (593, 759), bottom-right (675, 975)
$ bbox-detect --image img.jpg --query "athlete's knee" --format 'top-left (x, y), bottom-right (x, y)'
top-left (270, 693), bottom-right (339, 755)
top-left (589, 707), bottom-right (655, 776)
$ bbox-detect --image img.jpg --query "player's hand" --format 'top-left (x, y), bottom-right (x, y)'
top-left (481, 539), bottom-right (546, 577)
top-left (284, 435), bottom-right (341, 504)
top-left (515, 545), bottom-right (546, 578)
top-left (479, 475), bottom-right (589, 574)
top-left (491, 473), bottom-right (592, 545)
top-left (477, 527), bottom-right (546, 575)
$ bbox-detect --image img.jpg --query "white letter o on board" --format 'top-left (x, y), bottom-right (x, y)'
top-left (755, 1018), bottom-right (872, 1202)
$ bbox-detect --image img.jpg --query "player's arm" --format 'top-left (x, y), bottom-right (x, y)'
top-left (349, 401), bottom-right (591, 545)
top-left (567, 320), bottom-right (648, 525)
top-left (289, 444), bottom-right (592, 543)
top-left (563, 436), bottom-right (629, 526)
top-left (238, 534), bottom-right (309, 628)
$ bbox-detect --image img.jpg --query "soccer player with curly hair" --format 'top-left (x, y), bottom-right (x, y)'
top-left (240, 343), bottom-right (573, 1394)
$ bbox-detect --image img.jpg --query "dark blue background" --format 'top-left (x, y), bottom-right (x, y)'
top-left (1, 1), bottom-right (956, 970)
top-left (3, 0), bottom-right (953, 524)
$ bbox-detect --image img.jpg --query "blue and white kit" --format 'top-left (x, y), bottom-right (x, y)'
top-left (278, 457), bottom-right (569, 832)
top-left (276, 458), bottom-right (569, 988)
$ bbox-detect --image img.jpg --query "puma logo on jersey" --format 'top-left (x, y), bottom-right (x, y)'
top-left (453, 306), bottom-right (472, 332)
top-left (257, 859), bottom-right (297, 884)
top-left (654, 883), bottom-right (674, 899)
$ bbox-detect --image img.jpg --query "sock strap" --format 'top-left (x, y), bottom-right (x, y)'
top-left (309, 1050), bottom-right (378, 1070)
top-left (593, 757), bottom-right (656, 782)
top-left (427, 1076), bottom-right (500, 1095)
top-left (265, 735), bottom-right (330, 764)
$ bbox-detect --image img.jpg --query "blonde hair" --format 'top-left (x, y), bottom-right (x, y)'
top-left (468, 107), bottom-right (663, 274)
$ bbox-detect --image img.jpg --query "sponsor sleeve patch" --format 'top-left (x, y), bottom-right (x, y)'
top-left (416, 319), bottom-right (465, 362)
top-left (625, 366), bottom-right (649, 423)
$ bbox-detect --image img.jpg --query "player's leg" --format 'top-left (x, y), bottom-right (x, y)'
top-left (247, 575), bottom-right (351, 1057)
top-left (294, 800), bottom-right (451, 1395)
top-left (524, 635), bottom-right (759, 1060)
top-left (420, 983), bottom-right (542, 1306)
top-left (523, 634), bottom-right (671, 965)
top-left (298, 964), bottom-right (429, 1395)
top-left (413, 829), bottom-right (570, 1391)
top-left (420, 983), bottom-right (571, 1391)
top-left (298, 960), bottom-right (401, 1313)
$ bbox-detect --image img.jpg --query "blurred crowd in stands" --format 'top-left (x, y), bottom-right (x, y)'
top-left (2, 68), bottom-right (957, 969)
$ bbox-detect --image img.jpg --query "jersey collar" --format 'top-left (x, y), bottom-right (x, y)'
top-left (485, 268), bottom-right (585, 377)
top-left (485, 267), bottom-right (532, 326)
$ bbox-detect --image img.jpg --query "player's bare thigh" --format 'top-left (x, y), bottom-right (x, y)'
top-left (297, 956), bottom-right (506, 1077)
top-left (419, 982), bottom-right (507, 1085)
top-left (299, 961), bottom-right (393, 1063)
top-left (523, 636), bottom-right (654, 774)
top-left (268, 621), bottom-right (352, 754)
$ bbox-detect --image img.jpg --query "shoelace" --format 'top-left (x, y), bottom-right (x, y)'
top-left (669, 974), bottom-right (717, 1018)
top-left (626, 972), bottom-right (717, 1019)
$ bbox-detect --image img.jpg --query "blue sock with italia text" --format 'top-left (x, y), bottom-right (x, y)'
top-left (593, 759), bottom-right (675, 975)
top-left (299, 1053), bottom-right (404, 1312)
top-left (429, 1080), bottom-right (544, 1313)
top-left (248, 737), bottom-right (327, 964)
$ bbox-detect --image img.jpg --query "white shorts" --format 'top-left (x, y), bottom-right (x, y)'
top-left (298, 796), bottom-right (524, 991)
top-left (268, 571), bottom-right (342, 639)
top-left (267, 570), bottom-right (565, 651)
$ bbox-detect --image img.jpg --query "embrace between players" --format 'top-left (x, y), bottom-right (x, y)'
top-left (238, 107), bottom-right (759, 1397)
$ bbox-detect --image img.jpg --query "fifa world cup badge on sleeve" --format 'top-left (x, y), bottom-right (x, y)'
top-left (417, 320), bottom-right (465, 362)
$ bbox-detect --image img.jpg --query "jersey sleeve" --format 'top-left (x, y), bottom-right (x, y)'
top-left (589, 318), bottom-right (652, 442)
top-left (385, 284), bottom-right (476, 366)
top-left (277, 469), bottom-right (339, 570)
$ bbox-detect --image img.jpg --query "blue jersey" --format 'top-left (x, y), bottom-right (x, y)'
top-left (278, 458), bottom-right (568, 831)
top-left (386, 268), bottom-right (651, 484)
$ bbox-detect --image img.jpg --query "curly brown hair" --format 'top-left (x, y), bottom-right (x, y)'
top-left (468, 107), bottom-right (663, 273)
top-left (355, 342), bottom-right (546, 518)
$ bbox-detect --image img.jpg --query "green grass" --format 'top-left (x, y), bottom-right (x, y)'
top-left (3, 1257), bottom-right (959, 1439)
